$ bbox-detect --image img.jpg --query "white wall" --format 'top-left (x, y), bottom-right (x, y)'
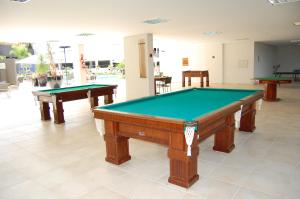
top-left (124, 33), bottom-right (154, 100)
top-left (254, 42), bottom-right (276, 77)
top-left (223, 41), bottom-right (255, 84)
top-left (154, 39), bottom-right (205, 83)
top-left (202, 43), bottom-right (223, 83)
top-left (276, 45), bottom-right (300, 72)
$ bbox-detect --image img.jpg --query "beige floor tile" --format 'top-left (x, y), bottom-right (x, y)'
top-left (131, 180), bottom-right (187, 199)
top-left (199, 148), bottom-right (227, 163)
top-left (188, 178), bottom-right (239, 199)
top-left (79, 186), bottom-right (128, 199)
top-left (33, 168), bottom-right (75, 189)
top-left (0, 180), bottom-right (60, 199)
top-left (209, 165), bottom-right (252, 186)
top-left (233, 187), bottom-right (281, 199)
top-left (0, 169), bottom-right (29, 189)
top-left (241, 167), bottom-right (293, 198)
top-left (198, 159), bottom-right (219, 177)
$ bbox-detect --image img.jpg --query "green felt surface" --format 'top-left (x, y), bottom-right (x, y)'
top-left (253, 76), bottom-right (291, 81)
top-left (99, 88), bottom-right (260, 121)
top-left (37, 84), bottom-right (112, 94)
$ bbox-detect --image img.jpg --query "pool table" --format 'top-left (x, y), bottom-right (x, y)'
top-left (33, 84), bottom-right (117, 124)
top-left (253, 77), bottom-right (292, 101)
top-left (94, 88), bottom-right (263, 188)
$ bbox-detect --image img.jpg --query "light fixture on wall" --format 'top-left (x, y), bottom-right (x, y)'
top-left (268, 0), bottom-right (300, 5)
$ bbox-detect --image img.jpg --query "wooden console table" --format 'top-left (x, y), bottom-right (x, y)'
top-left (182, 70), bottom-right (209, 87)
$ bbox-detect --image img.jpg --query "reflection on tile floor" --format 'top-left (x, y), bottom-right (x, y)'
top-left (0, 80), bottom-right (300, 199)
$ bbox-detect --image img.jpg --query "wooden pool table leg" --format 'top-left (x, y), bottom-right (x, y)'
top-left (90, 97), bottom-right (98, 108)
top-left (264, 83), bottom-right (278, 101)
top-left (39, 102), bottom-right (51, 121)
top-left (213, 115), bottom-right (235, 153)
top-left (53, 101), bottom-right (65, 124)
top-left (104, 121), bottom-right (131, 165)
top-left (168, 131), bottom-right (199, 188)
top-left (104, 94), bottom-right (113, 104)
top-left (239, 103), bottom-right (256, 132)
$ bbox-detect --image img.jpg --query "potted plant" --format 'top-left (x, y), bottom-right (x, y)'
top-left (36, 55), bottom-right (49, 87)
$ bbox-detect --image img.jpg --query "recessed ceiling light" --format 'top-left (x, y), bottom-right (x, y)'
top-left (268, 0), bottom-right (300, 5)
top-left (10, 0), bottom-right (31, 3)
top-left (47, 40), bottom-right (60, 43)
top-left (235, 38), bottom-right (249, 41)
top-left (203, 31), bottom-right (222, 37)
top-left (294, 22), bottom-right (300, 26)
top-left (290, 39), bottom-right (300, 43)
top-left (143, 18), bottom-right (168, 25)
top-left (76, 33), bottom-right (95, 37)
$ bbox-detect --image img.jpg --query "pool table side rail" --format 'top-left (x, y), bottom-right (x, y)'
top-left (32, 85), bottom-right (117, 102)
top-left (99, 87), bottom-right (261, 110)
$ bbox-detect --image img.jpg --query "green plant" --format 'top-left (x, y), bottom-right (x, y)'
top-left (0, 55), bottom-right (6, 61)
top-left (36, 55), bottom-right (49, 76)
top-left (9, 43), bottom-right (31, 59)
top-left (116, 62), bottom-right (125, 75)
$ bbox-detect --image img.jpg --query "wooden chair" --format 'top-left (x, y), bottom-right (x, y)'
top-left (161, 77), bottom-right (172, 93)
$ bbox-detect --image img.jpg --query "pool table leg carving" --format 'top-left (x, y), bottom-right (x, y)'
top-left (40, 102), bottom-right (51, 121)
top-left (104, 94), bottom-right (113, 104)
top-left (168, 131), bottom-right (199, 188)
top-left (213, 115), bottom-right (235, 153)
top-left (53, 101), bottom-right (65, 124)
top-left (239, 103), bottom-right (256, 132)
top-left (104, 121), bottom-right (131, 165)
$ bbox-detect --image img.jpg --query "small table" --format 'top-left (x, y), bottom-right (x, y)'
top-left (253, 77), bottom-right (292, 101)
top-left (182, 70), bottom-right (209, 87)
top-left (33, 84), bottom-right (117, 124)
top-left (154, 76), bottom-right (170, 95)
top-left (94, 88), bottom-right (263, 188)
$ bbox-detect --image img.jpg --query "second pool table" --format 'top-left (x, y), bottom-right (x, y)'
top-left (33, 84), bottom-right (117, 124)
top-left (94, 88), bottom-right (263, 188)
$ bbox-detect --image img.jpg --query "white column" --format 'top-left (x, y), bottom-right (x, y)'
top-left (124, 33), bottom-right (154, 100)
top-left (72, 44), bottom-right (87, 84)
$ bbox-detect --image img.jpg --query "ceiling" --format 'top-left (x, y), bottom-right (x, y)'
top-left (0, 0), bottom-right (300, 45)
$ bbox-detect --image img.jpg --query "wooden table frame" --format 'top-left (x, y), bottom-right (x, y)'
top-left (94, 90), bottom-right (262, 188)
top-left (33, 85), bottom-right (117, 124)
top-left (182, 70), bottom-right (209, 87)
top-left (256, 79), bottom-right (291, 101)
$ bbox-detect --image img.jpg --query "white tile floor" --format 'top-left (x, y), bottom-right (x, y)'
top-left (0, 80), bottom-right (300, 199)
